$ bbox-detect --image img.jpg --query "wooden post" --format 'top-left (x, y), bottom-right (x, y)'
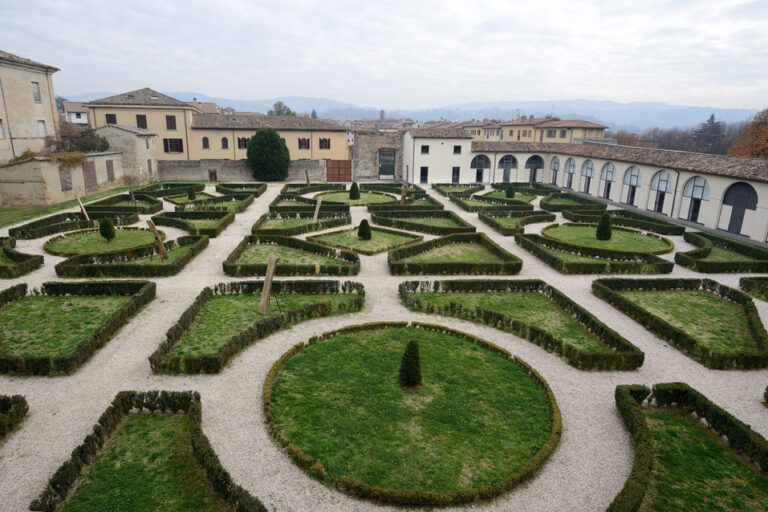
top-left (400, 184), bottom-right (408, 205)
top-left (75, 194), bottom-right (90, 221)
top-left (304, 169), bottom-right (310, 186)
top-left (146, 220), bottom-right (168, 259)
top-left (129, 187), bottom-right (136, 206)
top-left (312, 197), bottom-right (322, 223)
top-left (259, 254), bottom-right (279, 315)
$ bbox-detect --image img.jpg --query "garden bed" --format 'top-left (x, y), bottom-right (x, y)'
top-left (280, 183), bottom-right (346, 196)
top-left (214, 182), bottom-right (267, 196)
top-left (150, 280), bottom-right (364, 373)
top-left (313, 190), bottom-right (397, 206)
top-left (175, 192), bottom-right (255, 213)
top-left (479, 211), bottom-right (556, 236)
top-left (0, 237), bottom-right (44, 278)
top-left (268, 194), bottom-right (350, 215)
top-left (741, 276), bottom-right (768, 302)
top-left (30, 391), bottom-right (265, 511)
top-left (400, 280), bottom-right (644, 370)
top-left (55, 235), bottom-right (208, 278)
top-left (388, 232), bottom-right (522, 275)
top-left (360, 182), bottom-right (427, 198)
top-left (223, 235), bottom-right (360, 276)
top-left (675, 231), bottom-right (768, 273)
top-left (542, 223), bottom-right (674, 254)
top-left (0, 395), bottom-right (28, 439)
top-left (371, 209), bottom-right (475, 235)
top-left (308, 225), bottom-right (422, 255)
top-left (151, 210), bottom-right (235, 237)
top-left (479, 189), bottom-right (537, 203)
top-left (135, 182), bottom-right (206, 197)
top-left (164, 191), bottom-right (216, 205)
top-left (8, 211), bottom-right (139, 239)
top-left (609, 383), bottom-right (768, 512)
top-left (251, 212), bottom-right (351, 235)
top-left (562, 208), bottom-right (685, 235)
top-left (593, 278), bottom-right (768, 369)
top-left (264, 321), bottom-right (560, 506)
top-left (84, 193), bottom-right (163, 214)
top-left (450, 194), bottom-right (534, 212)
top-left (0, 280), bottom-right (155, 375)
top-left (539, 192), bottom-right (607, 212)
top-left (367, 194), bottom-right (443, 213)
top-left (432, 183), bottom-right (484, 197)
top-left (44, 227), bottom-right (163, 256)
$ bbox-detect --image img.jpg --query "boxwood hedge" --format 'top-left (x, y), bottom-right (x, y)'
top-left (0, 237), bottom-right (44, 278)
top-left (43, 226), bottom-right (164, 257)
top-left (308, 225), bottom-right (423, 255)
top-left (0, 394), bottom-right (28, 439)
top-left (135, 182), bottom-right (206, 197)
top-left (370, 209), bottom-right (475, 235)
top-left (151, 210), bottom-right (234, 237)
top-left (450, 194), bottom-right (534, 212)
top-left (741, 276), bottom-right (768, 302)
top-left (367, 194), bottom-right (443, 212)
top-left (432, 183), bottom-right (484, 197)
top-left (84, 193), bottom-right (163, 214)
top-left (252, 212), bottom-right (351, 235)
top-left (541, 223), bottom-right (674, 255)
top-left (676, 231), bottom-right (768, 273)
top-left (562, 209), bottom-right (685, 236)
top-left (280, 183), bottom-right (346, 196)
top-left (175, 193), bottom-right (255, 213)
top-left (268, 194), bottom-right (350, 214)
top-left (479, 211), bottom-right (556, 236)
top-left (215, 182), bottom-right (267, 196)
top-left (9, 211), bottom-right (139, 239)
top-left (539, 192), bottom-right (607, 212)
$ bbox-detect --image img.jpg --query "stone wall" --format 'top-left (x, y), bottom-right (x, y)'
top-left (352, 131), bottom-right (403, 181)
top-left (158, 158), bottom-right (327, 182)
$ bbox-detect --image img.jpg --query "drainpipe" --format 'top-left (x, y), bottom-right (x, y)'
top-left (670, 169), bottom-right (681, 219)
top-left (0, 77), bottom-right (16, 159)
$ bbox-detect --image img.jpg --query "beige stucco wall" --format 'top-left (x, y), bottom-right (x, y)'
top-left (403, 133), bottom-right (473, 184)
top-left (187, 128), bottom-right (349, 161)
top-left (95, 125), bottom-right (158, 182)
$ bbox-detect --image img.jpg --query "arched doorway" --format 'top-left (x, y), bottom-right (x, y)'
top-left (525, 155), bottom-right (544, 184)
top-left (564, 158), bottom-right (576, 189)
top-left (471, 154), bottom-right (490, 183)
top-left (723, 182), bottom-right (758, 234)
top-left (581, 160), bottom-right (594, 194)
top-left (550, 156), bottom-right (560, 185)
top-left (623, 166), bottom-right (642, 206)
top-left (682, 176), bottom-right (710, 222)
top-left (649, 171), bottom-right (673, 213)
top-left (600, 162), bottom-right (616, 199)
top-left (498, 155), bottom-right (517, 183)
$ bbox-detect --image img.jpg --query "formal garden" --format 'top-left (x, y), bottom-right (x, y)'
top-left (1, 179), bottom-right (767, 511)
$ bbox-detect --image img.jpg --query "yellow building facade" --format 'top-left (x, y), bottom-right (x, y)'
top-left (461, 116), bottom-right (607, 144)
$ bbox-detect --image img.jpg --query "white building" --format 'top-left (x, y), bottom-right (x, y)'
top-left (62, 101), bottom-right (88, 125)
top-left (403, 128), bottom-right (473, 184)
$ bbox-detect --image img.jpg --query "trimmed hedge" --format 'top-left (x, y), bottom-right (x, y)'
top-left (135, 182), bottom-right (206, 197)
top-left (608, 382), bottom-right (768, 511)
top-left (562, 209), bottom-right (685, 236)
top-left (84, 193), bottom-right (163, 214)
top-left (43, 226), bottom-right (164, 257)
top-left (0, 237), bottom-right (44, 278)
top-left (268, 194), bottom-right (350, 214)
top-left (251, 212), bottom-right (351, 235)
top-left (400, 279), bottom-right (644, 370)
top-left (263, 321), bottom-right (561, 507)
top-left (516, 233), bottom-right (674, 274)
top-left (307, 225), bottom-right (423, 255)
top-left (432, 183), bottom-right (484, 197)
top-left (280, 183), bottom-right (346, 196)
top-left (215, 182), bottom-right (267, 196)
top-left (539, 192), bottom-right (607, 212)
top-left (741, 276), bottom-right (768, 302)
top-left (9, 211), bottom-right (139, 239)
top-left (151, 210), bottom-right (234, 237)
top-left (29, 390), bottom-right (266, 512)
top-left (55, 235), bottom-right (208, 278)
top-left (675, 231), bottom-right (768, 273)
top-left (593, 278), bottom-right (768, 369)
top-left (360, 182), bottom-right (427, 198)
top-left (370, 210), bottom-right (475, 235)
top-left (450, 194), bottom-right (534, 212)
top-left (149, 280), bottom-right (365, 374)
top-left (367, 194), bottom-right (443, 212)
top-left (388, 232), bottom-right (522, 275)
top-left (223, 235), bottom-right (360, 276)
top-left (315, 189), bottom-right (397, 205)
top-left (0, 394), bottom-right (28, 439)
top-left (490, 182), bottom-right (543, 196)
top-left (541, 223), bottom-right (674, 255)
top-left (478, 211), bottom-right (556, 236)
top-left (175, 192), bottom-right (255, 213)
top-left (0, 280), bottom-right (156, 375)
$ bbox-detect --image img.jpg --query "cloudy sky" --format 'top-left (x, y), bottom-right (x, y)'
top-left (2, 0), bottom-right (767, 109)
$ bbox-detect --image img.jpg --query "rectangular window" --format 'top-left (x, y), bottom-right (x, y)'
top-left (319, 138), bottom-right (330, 149)
top-left (238, 137), bottom-right (248, 149)
top-left (0, 119), bottom-right (4, 139)
top-left (560, 130), bottom-right (567, 138)
top-left (145, 138), bottom-right (150, 149)
top-left (452, 167), bottom-right (460, 183)
top-left (32, 82), bottom-right (41, 102)
top-left (453, 145), bottom-right (461, 154)
top-left (37, 120), bottom-right (46, 137)
top-left (509, 130), bottom-right (514, 136)
top-left (59, 166), bottom-right (72, 191)
top-left (163, 138), bottom-right (184, 153)
top-left (136, 115), bottom-right (147, 129)
top-left (420, 145), bottom-right (429, 154)
top-left (75, 113), bottom-right (81, 119)
top-left (166, 115), bottom-right (176, 130)
top-left (298, 138), bottom-right (310, 150)
top-left (420, 166), bottom-right (428, 184)
top-left (546, 130), bottom-right (556, 138)
top-left (106, 160), bottom-right (115, 181)
top-left (105, 114), bottom-right (117, 125)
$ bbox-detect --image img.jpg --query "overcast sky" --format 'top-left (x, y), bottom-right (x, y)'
top-left (2, 0), bottom-right (767, 109)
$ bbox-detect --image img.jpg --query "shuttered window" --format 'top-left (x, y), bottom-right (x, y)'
top-left (106, 160), bottom-right (115, 181)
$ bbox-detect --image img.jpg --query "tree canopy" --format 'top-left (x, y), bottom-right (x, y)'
top-left (246, 127), bottom-right (290, 180)
top-left (311, 109), bottom-right (318, 119)
top-left (728, 109), bottom-right (768, 159)
top-left (267, 101), bottom-right (296, 116)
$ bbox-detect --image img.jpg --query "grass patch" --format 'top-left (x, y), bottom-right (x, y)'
top-left (404, 243), bottom-right (503, 264)
top-left (403, 217), bottom-right (464, 228)
top-left (544, 225), bottom-right (671, 253)
top-left (45, 229), bottom-right (158, 256)
top-left (187, 200), bottom-right (245, 212)
top-left (703, 246), bottom-right (757, 263)
top-left (62, 414), bottom-right (227, 511)
top-left (237, 243), bottom-right (347, 266)
top-left (110, 245), bottom-right (192, 266)
top-left (270, 325), bottom-right (553, 494)
top-left (184, 219), bottom-right (221, 230)
top-left (309, 227), bottom-right (421, 254)
top-left (0, 187), bottom-right (129, 229)
top-left (482, 191), bottom-right (535, 202)
top-left (166, 192), bottom-right (215, 204)
top-left (110, 200), bottom-right (156, 208)
top-left (548, 198), bottom-right (583, 206)
top-left (258, 218), bottom-right (314, 229)
top-left (315, 191), bottom-right (396, 205)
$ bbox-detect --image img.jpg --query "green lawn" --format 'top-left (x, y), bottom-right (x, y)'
top-left (273, 200), bottom-right (304, 207)
top-left (619, 290), bottom-right (757, 354)
top-left (45, 229), bottom-right (158, 256)
top-left (0, 295), bottom-right (130, 358)
top-left (270, 326), bottom-right (553, 494)
top-left (402, 217), bottom-right (464, 228)
top-left (409, 199), bottom-right (436, 206)
top-left (62, 414), bottom-right (227, 511)
top-left (188, 200), bottom-right (245, 212)
top-left (110, 245), bottom-right (192, 266)
top-left (544, 225), bottom-right (671, 253)
top-left (185, 219), bottom-right (221, 230)
top-left (703, 246), bottom-right (757, 263)
top-left (166, 192), bottom-right (215, 204)
top-left (237, 244), bottom-right (347, 266)
top-left (111, 200), bottom-right (156, 208)
top-left (437, 186), bottom-right (477, 193)
top-left (490, 217), bottom-right (522, 228)
top-left (404, 243), bottom-right (502, 264)
top-left (257, 218), bottom-right (314, 230)
top-left (311, 228), bottom-right (419, 254)
top-left (483, 191), bottom-right (535, 202)
top-left (316, 191), bottom-right (396, 206)
top-left (172, 293), bottom-right (355, 358)
top-left (459, 199), bottom-right (505, 208)
top-left (411, 292), bottom-right (609, 353)
top-left (547, 198), bottom-right (583, 206)
top-left (646, 409), bottom-right (768, 511)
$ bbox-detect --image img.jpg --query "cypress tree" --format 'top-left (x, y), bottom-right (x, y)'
top-left (596, 213), bottom-right (612, 240)
top-left (349, 182), bottom-right (360, 200)
top-left (505, 184), bottom-right (515, 198)
top-left (187, 188), bottom-right (196, 200)
top-left (357, 219), bottom-right (372, 240)
top-left (399, 340), bottom-right (422, 389)
top-left (99, 218), bottom-right (116, 243)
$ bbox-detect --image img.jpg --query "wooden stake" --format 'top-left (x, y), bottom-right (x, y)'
top-left (146, 220), bottom-right (168, 259)
top-left (312, 197), bottom-right (322, 223)
top-left (76, 194), bottom-right (90, 221)
top-left (304, 169), bottom-right (310, 186)
top-left (400, 184), bottom-right (408, 205)
top-left (129, 187), bottom-right (136, 206)
top-left (259, 254), bottom-right (279, 315)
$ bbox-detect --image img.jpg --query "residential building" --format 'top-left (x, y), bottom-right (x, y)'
top-left (62, 101), bottom-right (88, 125)
top-left (403, 127), bottom-right (473, 184)
top-left (460, 116), bottom-right (608, 143)
top-left (0, 50), bottom-right (60, 162)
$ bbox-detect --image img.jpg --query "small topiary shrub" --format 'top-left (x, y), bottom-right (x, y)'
top-left (399, 340), bottom-right (422, 390)
top-left (99, 218), bottom-right (116, 243)
top-left (187, 188), bottom-right (196, 200)
top-left (357, 219), bottom-right (372, 240)
top-left (596, 213), bottom-right (612, 241)
top-left (349, 182), bottom-right (360, 200)
top-left (505, 185), bottom-right (515, 198)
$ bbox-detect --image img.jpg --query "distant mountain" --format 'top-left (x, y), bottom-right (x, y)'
top-left (59, 91), bottom-right (114, 103)
top-left (167, 92), bottom-right (360, 115)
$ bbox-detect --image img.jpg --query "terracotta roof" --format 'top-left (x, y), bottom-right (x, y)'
top-left (187, 101), bottom-right (219, 113)
top-left (95, 124), bottom-right (155, 136)
top-left (85, 88), bottom-right (195, 108)
top-left (499, 117), bottom-right (551, 126)
top-left (62, 101), bottom-right (87, 113)
top-left (472, 141), bottom-right (768, 184)
top-left (407, 127), bottom-right (472, 139)
top-left (0, 50), bottom-right (58, 72)
top-left (536, 119), bottom-right (608, 129)
top-left (191, 113), bottom-right (345, 131)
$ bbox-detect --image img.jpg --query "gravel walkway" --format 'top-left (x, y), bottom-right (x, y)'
top-left (1, 184), bottom-right (767, 512)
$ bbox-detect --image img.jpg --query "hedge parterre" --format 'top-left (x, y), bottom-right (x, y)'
top-left (0, 395), bottom-right (28, 439)
top-left (478, 211), bottom-right (556, 236)
top-left (175, 192), bottom-right (255, 213)
top-left (562, 208), bottom-right (685, 236)
top-left (542, 223), bottom-right (674, 254)
top-left (44, 227), bottom-right (163, 257)
top-left (676, 231), bottom-right (768, 273)
top-left (8, 211), bottom-right (140, 239)
top-left (371, 209), bottom-right (476, 235)
top-left (83, 193), bottom-right (163, 214)
top-left (151, 210), bottom-right (235, 237)
top-left (539, 191), bottom-right (607, 212)
top-left (308, 225), bottom-right (423, 255)
top-left (0, 237), bottom-right (44, 279)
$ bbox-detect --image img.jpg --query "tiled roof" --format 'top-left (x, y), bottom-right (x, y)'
top-left (62, 101), bottom-right (87, 113)
top-left (537, 119), bottom-right (608, 129)
top-left (0, 50), bottom-right (59, 72)
top-left (191, 113), bottom-right (345, 131)
top-left (95, 124), bottom-right (155, 136)
top-left (499, 117), bottom-right (551, 126)
top-left (472, 141), bottom-right (768, 183)
top-left (85, 88), bottom-right (195, 108)
top-left (188, 101), bottom-right (219, 114)
top-left (407, 127), bottom-right (473, 139)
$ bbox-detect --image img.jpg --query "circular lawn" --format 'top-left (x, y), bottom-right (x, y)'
top-left (44, 228), bottom-right (162, 256)
top-left (543, 224), bottom-right (673, 253)
top-left (314, 191), bottom-right (397, 206)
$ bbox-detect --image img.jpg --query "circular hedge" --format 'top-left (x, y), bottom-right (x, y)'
top-left (44, 227), bottom-right (163, 256)
top-left (542, 223), bottom-right (674, 254)
top-left (264, 322), bottom-right (561, 506)
top-left (314, 190), bottom-right (397, 206)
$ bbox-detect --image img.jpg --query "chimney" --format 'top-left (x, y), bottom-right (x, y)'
top-left (380, 110), bottom-right (385, 121)
top-left (193, 97), bottom-right (197, 102)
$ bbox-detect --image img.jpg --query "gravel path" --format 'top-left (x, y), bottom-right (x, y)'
top-left (1, 184), bottom-right (767, 512)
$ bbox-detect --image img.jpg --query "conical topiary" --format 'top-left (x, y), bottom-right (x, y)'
top-left (349, 182), bottom-right (360, 200)
top-left (399, 340), bottom-right (422, 389)
top-left (505, 184), bottom-right (515, 198)
top-left (596, 213), bottom-right (612, 240)
top-left (358, 219), bottom-right (372, 240)
top-left (187, 188), bottom-right (196, 200)
top-left (99, 218), bottom-right (116, 243)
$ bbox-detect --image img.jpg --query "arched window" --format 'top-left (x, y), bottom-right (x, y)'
top-left (202, 137), bottom-right (209, 149)
top-left (580, 160), bottom-right (594, 194)
top-left (722, 182), bottom-right (758, 234)
top-left (237, 137), bottom-right (248, 149)
top-left (564, 158), bottom-right (576, 189)
top-left (550, 156), bottom-right (560, 185)
top-left (623, 166), bottom-right (641, 206)
top-left (498, 155), bottom-right (517, 183)
top-left (650, 170), bottom-right (673, 213)
top-left (525, 155), bottom-right (544, 184)
top-left (600, 162), bottom-right (615, 198)
top-left (471, 154), bottom-right (490, 183)
top-left (682, 176), bottom-right (710, 222)
top-left (298, 138), bottom-right (310, 150)
top-left (319, 138), bottom-right (331, 149)
top-left (221, 137), bottom-right (228, 149)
